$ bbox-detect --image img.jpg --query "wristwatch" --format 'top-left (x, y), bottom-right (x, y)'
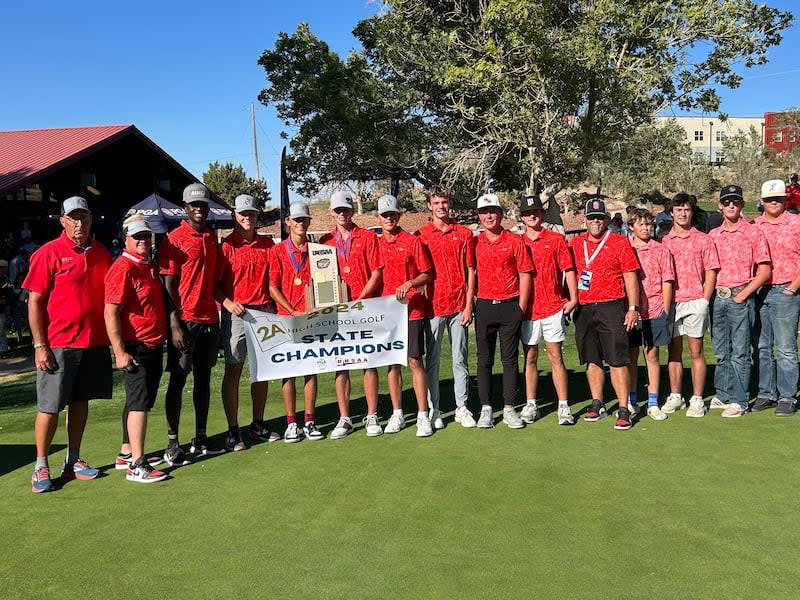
top-left (628, 305), bottom-right (639, 312)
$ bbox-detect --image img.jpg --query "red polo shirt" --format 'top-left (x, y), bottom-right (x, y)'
top-left (522, 229), bottom-right (574, 320)
top-left (630, 240), bottom-right (675, 319)
top-left (158, 220), bottom-right (221, 324)
top-left (320, 226), bottom-right (383, 300)
top-left (569, 231), bottom-right (639, 303)
top-left (475, 229), bottom-right (534, 301)
top-left (104, 252), bottom-right (167, 348)
top-left (24, 232), bottom-right (111, 348)
top-left (661, 227), bottom-right (720, 303)
top-left (708, 219), bottom-right (771, 288)
top-left (379, 228), bottom-right (433, 321)
top-left (753, 212), bottom-right (800, 284)
top-left (269, 238), bottom-right (311, 315)
top-left (220, 231), bottom-right (274, 305)
top-left (417, 221), bottom-right (475, 317)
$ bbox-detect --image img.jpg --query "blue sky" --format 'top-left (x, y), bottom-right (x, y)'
top-left (1, 0), bottom-right (798, 199)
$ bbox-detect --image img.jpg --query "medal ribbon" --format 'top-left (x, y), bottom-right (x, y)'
top-left (285, 238), bottom-right (307, 276)
top-left (334, 230), bottom-right (351, 269)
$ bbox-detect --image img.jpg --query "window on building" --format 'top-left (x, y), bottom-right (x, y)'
top-left (715, 131), bottom-right (726, 141)
top-left (789, 131), bottom-right (797, 143)
top-left (694, 131), bottom-right (704, 141)
top-left (716, 150), bottom-right (725, 163)
top-left (773, 131), bottom-right (783, 143)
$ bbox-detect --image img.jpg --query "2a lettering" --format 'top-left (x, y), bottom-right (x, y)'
top-left (257, 323), bottom-right (286, 342)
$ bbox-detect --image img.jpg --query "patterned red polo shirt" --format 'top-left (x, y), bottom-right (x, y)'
top-left (220, 231), bottom-right (274, 305)
top-left (320, 226), bottom-right (383, 300)
top-left (569, 231), bottom-right (639, 303)
top-left (475, 229), bottom-right (534, 301)
top-left (753, 212), bottom-right (800, 284)
top-left (416, 221), bottom-right (475, 316)
top-left (522, 229), bottom-right (574, 320)
top-left (630, 240), bottom-right (675, 319)
top-left (269, 238), bottom-right (311, 315)
top-left (379, 228), bottom-right (433, 321)
top-left (708, 219), bottom-right (771, 288)
top-left (660, 227), bottom-right (719, 303)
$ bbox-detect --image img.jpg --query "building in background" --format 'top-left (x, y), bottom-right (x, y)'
top-left (655, 116), bottom-right (764, 165)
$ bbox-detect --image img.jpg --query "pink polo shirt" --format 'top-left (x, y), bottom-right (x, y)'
top-left (661, 227), bottom-right (720, 302)
top-left (630, 239), bottom-right (675, 319)
top-left (708, 219), bottom-right (771, 288)
top-left (753, 212), bottom-right (800, 284)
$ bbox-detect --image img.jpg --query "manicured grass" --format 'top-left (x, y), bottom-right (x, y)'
top-left (1, 333), bottom-right (798, 599)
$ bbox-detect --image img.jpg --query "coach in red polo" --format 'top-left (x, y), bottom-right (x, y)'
top-left (569, 197), bottom-right (640, 430)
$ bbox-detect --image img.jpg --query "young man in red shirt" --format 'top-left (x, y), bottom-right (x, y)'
top-left (269, 202), bottom-right (323, 443)
top-left (785, 172), bottom-right (800, 214)
top-left (417, 186), bottom-right (477, 429)
top-left (158, 183), bottom-right (225, 465)
top-left (219, 195), bottom-right (280, 451)
top-left (474, 193), bottom-right (534, 429)
top-left (25, 196), bottom-right (112, 493)
top-left (376, 194), bottom-right (435, 437)
top-left (519, 195), bottom-right (577, 426)
top-left (569, 197), bottom-right (640, 430)
top-left (320, 191), bottom-right (384, 438)
top-left (104, 216), bottom-right (168, 483)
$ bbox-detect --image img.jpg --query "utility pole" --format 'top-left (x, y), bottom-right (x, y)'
top-left (251, 103), bottom-right (261, 181)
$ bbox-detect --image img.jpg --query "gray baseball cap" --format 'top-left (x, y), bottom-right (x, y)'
top-left (330, 191), bottom-right (354, 211)
top-left (377, 195), bottom-right (400, 215)
top-left (234, 194), bottom-right (259, 213)
top-left (183, 183), bottom-right (211, 204)
top-left (288, 202), bottom-right (311, 219)
top-left (125, 219), bottom-right (153, 237)
top-left (62, 196), bottom-right (90, 216)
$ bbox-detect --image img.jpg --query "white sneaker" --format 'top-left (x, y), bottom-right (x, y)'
top-left (476, 406), bottom-right (494, 428)
top-left (647, 405), bottom-right (668, 421)
top-left (330, 417), bottom-right (353, 439)
top-left (662, 393), bottom-right (685, 414)
top-left (557, 405), bottom-right (574, 425)
top-left (454, 406), bottom-right (477, 428)
top-left (709, 396), bottom-right (727, 409)
top-left (722, 403), bottom-right (745, 418)
top-left (685, 396), bottom-right (707, 418)
top-left (502, 408), bottom-right (525, 429)
top-left (520, 402), bottom-right (540, 424)
top-left (363, 414), bottom-right (383, 437)
top-left (384, 413), bottom-right (405, 434)
top-left (284, 423), bottom-right (302, 443)
top-left (303, 421), bottom-right (325, 441)
top-left (416, 416), bottom-right (433, 437)
top-left (431, 409), bottom-right (444, 430)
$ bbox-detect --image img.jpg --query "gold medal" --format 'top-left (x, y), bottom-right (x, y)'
top-left (343, 266), bottom-right (351, 274)
top-left (294, 277), bottom-right (302, 286)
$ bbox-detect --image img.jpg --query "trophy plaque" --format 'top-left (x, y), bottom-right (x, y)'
top-left (306, 243), bottom-right (349, 309)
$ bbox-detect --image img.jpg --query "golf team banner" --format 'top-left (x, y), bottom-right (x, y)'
top-left (243, 296), bottom-right (408, 381)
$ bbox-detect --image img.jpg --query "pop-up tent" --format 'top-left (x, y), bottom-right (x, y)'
top-left (124, 193), bottom-right (234, 232)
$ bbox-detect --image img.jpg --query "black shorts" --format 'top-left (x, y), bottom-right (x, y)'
top-left (574, 299), bottom-right (630, 367)
top-left (36, 346), bottom-right (113, 413)
top-left (123, 342), bottom-right (164, 412)
top-left (166, 320), bottom-right (220, 374)
top-left (407, 318), bottom-right (426, 359)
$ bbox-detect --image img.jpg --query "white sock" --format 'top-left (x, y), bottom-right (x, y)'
top-left (558, 400), bottom-right (568, 407)
top-left (393, 409), bottom-right (403, 417)
top-left (417, 411), bottom-right (428, 420)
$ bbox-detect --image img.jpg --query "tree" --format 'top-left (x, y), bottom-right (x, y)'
top-left (259, 1), bottom-right (790, 200)
top-left (202, 161), bottom-right (271, 207)
top-left (722, 126), bottom-right (781, 200)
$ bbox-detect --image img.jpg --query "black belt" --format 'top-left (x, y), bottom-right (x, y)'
top-left (477, 297), bottom-right (518, 305)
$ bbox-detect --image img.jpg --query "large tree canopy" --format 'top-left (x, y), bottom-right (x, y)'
top-left (259, 1), bottom-right (791, 198)
top-left (202, 161), bottom-right (271, 206)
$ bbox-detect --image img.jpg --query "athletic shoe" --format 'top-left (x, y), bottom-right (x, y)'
top-left (662, 393), bottom-right (685, 414)
top-left (775, 400), bottom-right (796, 417)
top-left (709, 396), bottom-right (727, 409)
top-left (303, 421), bottom-right (325, 441)
top-left (502, 407), bottom-right (525, 429)
top-left (629, 400), bottom-right (641, 416)
top-left (224, 434), bottom-right (247, 452)
top-left (330, 417), bottom-right (354, 440)
top-left (454, 406), bottom-right (477, 428)
top-left (751, 397), bottom-right (777, 412)
top-left (520, 402), bottom-right (540, 424)
top-left (416, 416), bottom-right (433, 437)
top-left (722, 403), bottom-right (745, 418)
top-left (190, 437), bottom-right (226, 456)
top-left (647, 405), bottom-right (668, 421)
top-left (476, 406), bottom-right (494, 428)
top-left (614, 407), bottom-right (632, 430)
top-left (384, 413), bottom-right (405, 434)
top-left (685, 396), bottom-right (707, 418)
top-left (114, 454), bottom-right (162, 470)
top-left (126, 462), bottom-right (167, 484)
top-left (363, 414), bottom-right (383, 437)
top-left (249, 423), bottom-right (281, 443)
top-left (31, 466), bottom-right (53, 494)
top-left (61, 459), bottom-right (99, 480)
top-left (583, 400), bottom-right (606, 422)
top-left (163, 444), bottom-right (190, 467)
top-left (431, 409), bottom-right (445, 430)
top-left (284, 423), bottom-right (303, 443)
top-left (557, 405), bottom-right (575, 426)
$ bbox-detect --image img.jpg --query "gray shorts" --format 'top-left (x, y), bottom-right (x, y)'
top-left (222, 304), bottom-right (276, 365)
top-left (628, 310), bottom-right (672, 349)
top-left (37, 346), bottom-right (113, 413)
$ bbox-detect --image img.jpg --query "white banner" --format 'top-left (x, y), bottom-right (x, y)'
top-left (243, 296), bottom-right (408, 381)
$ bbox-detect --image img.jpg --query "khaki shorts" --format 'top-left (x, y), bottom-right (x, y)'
top-left (672, 298), bottom-right (709, 339)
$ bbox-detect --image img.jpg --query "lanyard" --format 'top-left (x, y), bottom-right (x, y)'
top-left (285, 238), bottom-right (307, 275)
top-left (583, 231), bottom-right (610, 267)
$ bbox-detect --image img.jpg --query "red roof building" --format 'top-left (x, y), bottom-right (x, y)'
top-left (764, 112), bottom-right (800, 159)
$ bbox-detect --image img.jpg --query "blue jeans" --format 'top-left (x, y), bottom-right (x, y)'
top-left (755, 286), bottom-right (800, 402)
top-left (425, 312), bottom-right (470, 411)
top-left (711, 294), bottom-right (755, 408)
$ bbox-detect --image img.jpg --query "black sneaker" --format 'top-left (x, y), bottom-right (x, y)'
top-left (751, 397), bottom-right (777, 412)
top-left (163, 444), bottom-right (190, 467)
top-left (583, 399), bottom-right (607, 422)
top-left (614, 406), bottom-right (632, 430)
top-left (190, 436), bottom-right (226, 455)
top-left (775, 399), bottom-right (796, 417)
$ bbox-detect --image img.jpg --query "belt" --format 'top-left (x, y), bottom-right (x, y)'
top-left (765, 282), bottom-right (790, 288)
top-left (477, 297), bottom-right (518, 305)
top-left (715, 284), bottom-right (747, 299)
top-left (244, 302), bottom-right (276, 310)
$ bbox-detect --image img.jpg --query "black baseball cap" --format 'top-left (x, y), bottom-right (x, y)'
top-left (719, 185), bottom-right (743, 202)
top-left (584, 197), bottom-right (607, 219)
top-left (521, 195), bottom-right (544, 211)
